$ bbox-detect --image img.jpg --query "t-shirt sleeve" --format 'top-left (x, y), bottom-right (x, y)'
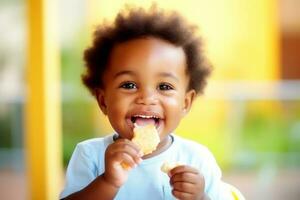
top-left (60, 143), bottom-right (98, 199)
top-left (200, 148), bottom-right (234, 200)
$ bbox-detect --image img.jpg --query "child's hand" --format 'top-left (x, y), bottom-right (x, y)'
top-left (103, 138), bottom-right (143, 188)
top-left (169, 165), bottom-right (206, 200)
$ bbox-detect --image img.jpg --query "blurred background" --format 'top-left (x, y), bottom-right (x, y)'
top-left (0, 0), bottom-right (300, 199)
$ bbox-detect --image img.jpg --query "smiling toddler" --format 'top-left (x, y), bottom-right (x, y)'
top-left (60, 5), bottom-right (235, 200)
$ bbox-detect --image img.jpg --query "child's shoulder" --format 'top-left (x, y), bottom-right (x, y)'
top-left (75, 134), bottom-right (114, 152)
top-left (173, 134), bottom-right (215, 159)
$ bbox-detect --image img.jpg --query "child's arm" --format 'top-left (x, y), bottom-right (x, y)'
top-left (61, 174), bottom-right (120, 200)
top-left (62, 138), bottom-right (142, 200)
top-left (169, 165), bottom-right (210, 200)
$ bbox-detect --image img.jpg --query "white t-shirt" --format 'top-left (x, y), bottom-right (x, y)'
top-left (60, 134), bottom-right (234, 200)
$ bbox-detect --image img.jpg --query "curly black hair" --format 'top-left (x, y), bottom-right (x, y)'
top-left (82, 5), bottom-right (212, 97)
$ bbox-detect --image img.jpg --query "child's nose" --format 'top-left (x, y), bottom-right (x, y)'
top-left (135, 88), bottom-right (158, 105)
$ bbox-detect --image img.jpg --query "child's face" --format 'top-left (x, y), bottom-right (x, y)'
top-left (97, 37), bottom-right (195, 142)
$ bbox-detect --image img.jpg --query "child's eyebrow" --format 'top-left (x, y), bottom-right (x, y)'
top-left (158, 72), bottom-right (179, 82)
top-left (113, 70), bottom-right (179, 82)
top-left (113, 70), bottom-right (136, 79)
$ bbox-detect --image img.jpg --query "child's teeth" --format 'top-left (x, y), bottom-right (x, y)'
top-left (135, 115), bottom-right (158, 119)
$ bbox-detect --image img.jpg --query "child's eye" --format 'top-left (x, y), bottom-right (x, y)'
top-left (158, 83), bottom-right (174, 91)
top-left (119, 82), bottom-right (137, 89)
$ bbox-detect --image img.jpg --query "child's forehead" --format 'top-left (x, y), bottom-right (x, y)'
top-left (103, 37), bottom-right (189, 84)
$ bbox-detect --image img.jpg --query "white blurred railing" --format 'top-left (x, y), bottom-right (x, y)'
top-left (205, 80), bottom-right (300, 100)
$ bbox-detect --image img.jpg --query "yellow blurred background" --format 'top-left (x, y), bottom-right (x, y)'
top-left (0, 0), bottom-right (300, 199)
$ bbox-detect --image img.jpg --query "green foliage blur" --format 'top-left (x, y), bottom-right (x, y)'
top-left (236, 101), bottom-right (300, 169)
top-left (60, 30), bottom-right (97, 166)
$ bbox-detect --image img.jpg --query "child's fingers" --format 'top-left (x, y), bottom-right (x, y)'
top-left (170, 172), bottom-right (200, 185)
top-left (169, 165), bottom-right (205, 198)
top-left (107, 139), bottom-right (141, 156)
top-left (172, 181), bottom-right (197, 194)
top-left (114, 152), bottom-right (137, 169)
top-left (172, 189), bottom-right (194, 200)
top-left (109, 144), bottom-right (142, 160)
top-left (170, 173), bottom-right (204, 195)
top-left (107, 139), bottom-right (143, 163)
top-left (170, 165), bottom-right (199, 176)
top-left (113, 138), bottom-right (142, 154)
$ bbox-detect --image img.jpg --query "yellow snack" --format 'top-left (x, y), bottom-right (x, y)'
top-left (132, 123), bottom-right (160, 155)
top-left (161, 162), bottom-right (181, 173)
top-left (121, 124), bottom-right (159, 170)
top-left (121, 162), bottom-right (131, 170)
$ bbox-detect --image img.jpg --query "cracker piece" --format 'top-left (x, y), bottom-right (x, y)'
top-left (161, 162), bottom-right (181, 174)
top-left (132, 123), bottom-right (160, 155)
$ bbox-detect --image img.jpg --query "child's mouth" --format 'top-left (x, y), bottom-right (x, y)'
top-left (130, 115), bottom-right (161, 128)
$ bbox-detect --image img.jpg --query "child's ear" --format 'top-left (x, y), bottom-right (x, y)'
top-left (182, 89), bottom-right (196, 117)
top-left (95, 89), bottom-right (107, 115)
